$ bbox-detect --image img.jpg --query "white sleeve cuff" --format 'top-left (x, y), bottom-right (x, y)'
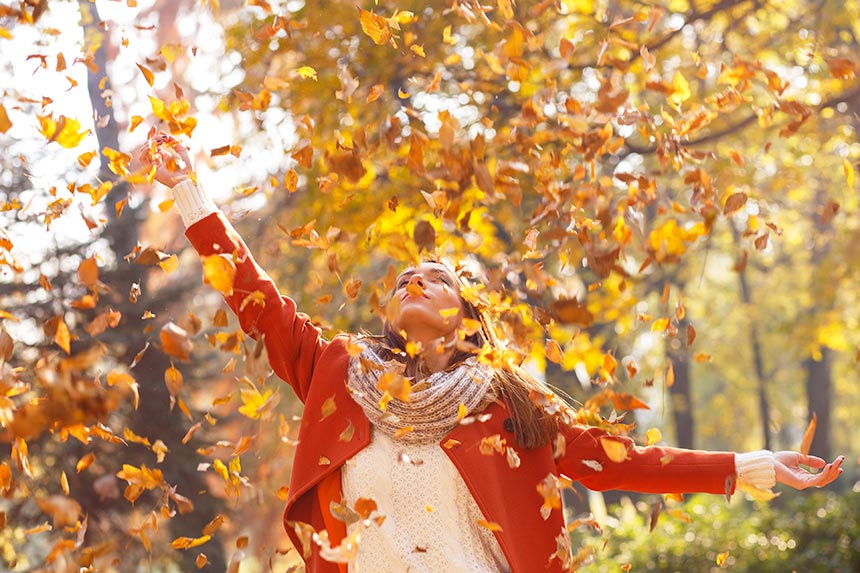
top-left (171, 178), bottom-right (218, 227)
top-left (735, 450), bottom-right (776, 490)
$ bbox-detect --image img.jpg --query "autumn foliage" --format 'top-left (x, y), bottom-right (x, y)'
top-left (0, 0), bottom-right (858, 571)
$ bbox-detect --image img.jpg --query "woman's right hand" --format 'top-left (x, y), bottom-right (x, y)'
top-left (138, 132), bottom-right (194, 188)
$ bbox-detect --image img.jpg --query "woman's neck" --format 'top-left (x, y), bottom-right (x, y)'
top-left (408, 334), bottom-right (456, 373)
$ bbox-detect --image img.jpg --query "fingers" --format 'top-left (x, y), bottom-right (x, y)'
top-left (774, 454), bottom-right (845, 490)
top-left (800, 455), bottom-right (826, 469)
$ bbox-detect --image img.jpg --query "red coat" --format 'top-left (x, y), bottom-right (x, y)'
top-left (187, 212), bottom-right (737, 573)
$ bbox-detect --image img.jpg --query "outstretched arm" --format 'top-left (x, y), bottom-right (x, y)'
top-left (556, 424), bottom-right (844, 496)
top-left (137, 133), bottom-right (328, 401)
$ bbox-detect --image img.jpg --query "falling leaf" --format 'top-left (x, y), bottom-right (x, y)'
top-left (238, 387), bottom-right (273, 419)
top-left (845, 158), bottom-right (855, 189)
top-left (160, 322), bottom-right (193, 361)
top-left (476, 519), bottom-right (502, 532)
top-left (716, 552), bottom-right (729, 566)
top-left (410, 44), bottom-right (425, 57)
top-left (367, 84), bottom-right (384, 102)
top-left (172, 535), bottom-right (211, 550)
top-left (646, 428), bottom-right (662, 446)
top-left (37, 114), bottom-right (87, 148)
top-left (669, 71), bottom-right (691, 106)
top-left (0, 103), bottom-right (10, 133)
top-left (202, 254), bottom-right (236, 296)
top-left (78, 257), bottom-right (99, 287)
top-left (799, 412), bottom-right (816, 455)
top-left (296, 66), bottom-right (318, 80)
top-left (600, 436), bottom-right (629, 462)
top-left (545, 339), bottom-right (564, 364)
top-left (359, 9), bottom-right (393, 46)
top-left (137, 63), bottom-right (155, 86)
top-left (320, 395), bottom-right (337, 421)
top-left (76, 452), bottom-right (95, 473)
top-left (164, 364), bottom-right (183, 397)
top-left (723, 191), bottom-right (748, 215)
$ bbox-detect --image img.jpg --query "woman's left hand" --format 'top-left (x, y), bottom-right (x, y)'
top-left (773, 452), bottom-right (844, 489)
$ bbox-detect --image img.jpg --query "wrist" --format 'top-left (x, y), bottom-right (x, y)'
top-left (170, 179), bottom-right (218, 227)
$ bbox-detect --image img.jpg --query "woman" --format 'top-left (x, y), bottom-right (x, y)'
top-left (138, 134), bottom-right (843, 573)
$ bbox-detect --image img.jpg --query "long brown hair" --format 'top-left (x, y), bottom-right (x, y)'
top-left (373, 260), bottom-right (571, 449)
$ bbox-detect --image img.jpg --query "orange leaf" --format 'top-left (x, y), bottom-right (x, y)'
top-left (76, 452), bottom-right (95, 473)
top-left (160, 322), bottom-right (193, 361)
top-left (366, 84), bottom-right (384, 103)
top-left (476, 519), bottom-right (502, 532)
top-left (202, 254), bottom-right (236, 296)
top-left (359, 9), bottom-right (393, 46)
top-left (137, 63), bottom-right (155, 87)
top-left (799, 412), bottom-right (817, 455)
top-left (78, 257), bottom-right (99, 287)
top-left (164, 364), bottom-right (183, 397)
top-left (0, 103), bottom-right (11, 134)
top-left (600, 436), bottom-right (629, 462)
top-left (172, 535), bottom-right (211, 550)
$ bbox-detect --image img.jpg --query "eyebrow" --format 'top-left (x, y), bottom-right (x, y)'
top-left (397, 267), bottom-right (455, 281)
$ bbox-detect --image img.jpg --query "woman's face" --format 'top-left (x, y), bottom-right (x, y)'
top-left (388, 262), bottom-right (464, 343)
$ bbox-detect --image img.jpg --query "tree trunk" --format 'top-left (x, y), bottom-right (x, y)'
top-left (731, 224), bottom-right (772, 451)
top-left (668, 334), bottom-right (694, 449)
top-left (803, 348), bottom-right (832, 460)
top-left (78, 2), bottom-right (227, 570)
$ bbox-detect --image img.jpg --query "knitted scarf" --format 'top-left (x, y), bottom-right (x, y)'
top-left (347, 342), bottom-right (496, 444)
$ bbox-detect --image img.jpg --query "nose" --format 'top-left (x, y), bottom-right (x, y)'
top-left (408, 274), bottom-right (425, 288)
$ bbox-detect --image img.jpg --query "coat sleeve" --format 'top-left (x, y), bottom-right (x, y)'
top-left (185, 211), bottom-right (326, 402)
top-left (556, 424), bottom-right (737, 496)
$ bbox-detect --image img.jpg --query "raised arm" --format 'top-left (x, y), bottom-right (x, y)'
top-left (138, 133), bottom-right (327, 401)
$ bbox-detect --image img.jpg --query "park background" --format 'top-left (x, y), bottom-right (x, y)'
top-left (0, 0), bottom-right (858, 571)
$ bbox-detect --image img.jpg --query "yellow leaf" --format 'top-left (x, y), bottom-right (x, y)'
top-left (651, 317), bottom-right (670, 332)
top-left (600, 436), bottom-right (629, 462)
top-left (38, 114), bottom-right (87, 148)
top-left (202, 254), bottom-right (236, 296)
top-left (359, 9), bottom-right (393, 46)
top-left (284, 169), bottom-right (298, 193)
top-left (103, 147), bottom-right (132, 177)
top-left (670, 71), bottom-right (691, 106)
top-left (645, 427), bottom-right (662, 446)
top-left (60, 471), bottom-right (69, 495)
top-left (159, 254), bottom-right (179, 274)
top-left (457, 403), bottom-right (468, 421)
top-left (238, 387), bottom-right (273, 419)
top-left (716, 552), bottom-right (729, 566)
top-left (844, 158), bottom-right (855, 189)
top-left (410, 44), bottom-right (425, 57)
top-left (128, 115), bottom-right (144, 132)
top-left (172, 535), bottom-right (211, 550)
top-left (296, 66), bottom-right (317, 80)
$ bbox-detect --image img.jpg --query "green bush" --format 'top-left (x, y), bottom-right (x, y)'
top-left (573, 486), bottom-right (860, 572)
